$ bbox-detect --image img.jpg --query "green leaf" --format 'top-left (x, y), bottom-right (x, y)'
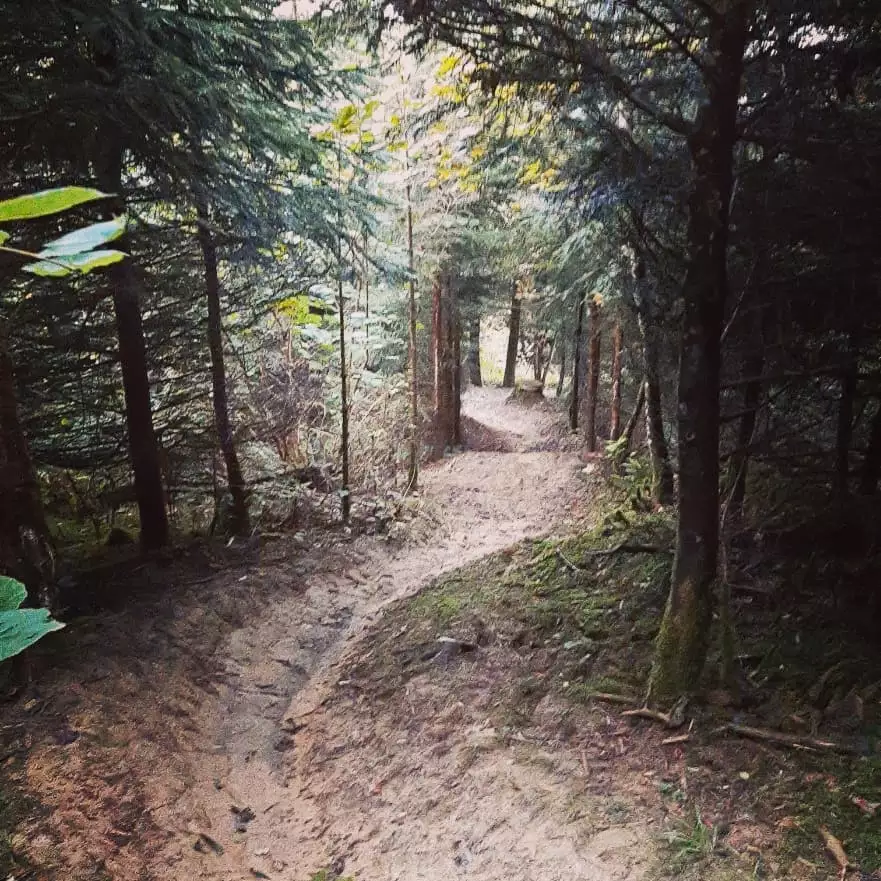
top-left (0, 608), bottom-right (65, 663)
top-left (0, 187), bottom-right (112, 223)
top-left (0, 230), bottom-right (9, 245)
top-left (333, 104), bottom-right (359, 135)
top-left (38, 216), bottom-right (126, 258)
top-left (0, 577), bottom-right (27, 612)
top-left (24, 249), bottom-right (126, 278)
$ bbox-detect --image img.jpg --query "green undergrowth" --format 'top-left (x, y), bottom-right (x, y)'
top-left (362, 509), bottom-right (676, 705)
top-left (781, 753), bottom-right (881, 875)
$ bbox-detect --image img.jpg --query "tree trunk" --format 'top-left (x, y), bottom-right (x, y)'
top-left (583, 297), bottom-right (601, 452)
top-left (432, 274), bottom-right (458, 451)
top-left (556, 344), bottom-right (567, 399)
top-left (0, 323), bottom-right (53, 596)
top-left (540, 336), bottom-right (555, 385)
top-left (727, 313), bottom-right (765, 519)
top-left (452, 305), bottom-right (462, 446)
top-left (467, 315), bottom-right (482, 387)
top-left (622, 381), bottom-right (646, 458)
top-left (405, 181), bottom-right (419, 490)
top-left (638, 311), bottom-right (674, 505)
top-left (609, 322), bottom-right (623, 441)
top-left (569, 294), bottom-right (586, 431)
top-left (97, 150), bottom-right (169, 551)
top-left (860, 400), bottom-right (881, 495)
top-left (835, 355), bottom-right (858, 495)
top-left (502, 283), bottom-right (521, 388)
top-left (650, 3), bottom-right (750, 702)
top-left (196, 205), bottom-right (249, 536)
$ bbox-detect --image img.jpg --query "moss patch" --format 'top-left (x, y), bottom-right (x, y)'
top-left (780, 755), bottom-right (881, 875)
top-left (348, 512), bottom-right (676, 716)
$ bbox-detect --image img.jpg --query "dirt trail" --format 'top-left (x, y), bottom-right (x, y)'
top-left (20, 389), bottom-right (652, 881)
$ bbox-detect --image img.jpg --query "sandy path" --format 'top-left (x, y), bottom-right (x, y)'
top-left (20, 388), bottom-right (651, 881)
top-left (150, 389), bottom-right (603, 878)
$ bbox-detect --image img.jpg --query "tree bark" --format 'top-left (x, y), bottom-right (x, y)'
top-left (583, 296), bottom-right (601, 452)
top-left (337, 269), bottom-right (351, 523)
top-left (556, 343), bottom-right (567, 400)
top-left (467, 315), bottom-right (482, 387)
top-left (727, 311), bottom-right (765, 519)
top-left (0, 322), bottom-right (53, 596)
top-left (405, 181), bottom-right (419, 490)
top-left (452, 305), bottom-right (462, 446)
top-left (569, 294), bottom-right (586, 431)
top-left (97, 147), bottom-right (169, 551)
top-left (835, 355), bottom-right (858, 495)
top-left (196, 205), bottom-right (249, 536)
top-left (638, 311), bottom-right (675, 505)
top-left (541, 336), bottom-right (555, 385)
top-left (860, 399), bottom-right (881, 495)
top-left (502, 283), bottom-right (521, 388)
top-left (610, 322), bottom-right (623, 441)
top-left (622, 381), bottom-right (646, 458)
top-left (650, 2), bottom-right (751, 702)
top-left (432, 273), bottom-right (458, 451)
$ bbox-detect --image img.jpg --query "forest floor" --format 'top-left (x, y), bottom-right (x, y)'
top-left (1, 387), bottom-right (649, 881)
top-left (3, 387), bottom-right (881, 881)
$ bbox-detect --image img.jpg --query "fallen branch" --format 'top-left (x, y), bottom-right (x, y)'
top-left (583, 542), bottom-right (673, 558)
top-left (589, 692), bottom-right (639, 706)
top-left (662, 734), bottom-right (691, 746)
top-left (622, 706), bottom-right (678, 727)
top-left (721, 723), bottom-right (864, 755)
top-left (558, 542), bottom-right (673, 571)
top-left (819, 826), bottom-right (850, 877)
top-left (556, 548), bottom-right (585, 572)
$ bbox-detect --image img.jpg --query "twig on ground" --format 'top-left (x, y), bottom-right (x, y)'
top-left (589, 692), bottom-right (639, 706)
top-left (583, 542), bottom-right (673, 558)
top-left (819, 826), bottom-right (850, 878)
top-left (556, 548), bottom-right (584, 572)
top-left (557, 543), bottom-right (672, 571)
top-left (622, 707), bottom-right (674, 726)
top-left (720, 723), bottom-right (864, 754)
top-left (662, 734), bottom-right (691, 745)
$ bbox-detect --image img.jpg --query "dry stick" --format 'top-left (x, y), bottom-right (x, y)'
top-left (721, 723), bottom-right (864, 755)
top-left (662, 734), bottom-right (690, 746)
top-left (819, 826), bottom-right (850, 878)
top-left (556, 548), bottom-right (583, 572)
top-left (583, 541), bottom-right (673, 557)
top-left (589, 692), bottom-right (640, 706)
top-left (621, 707), bottom-right (672, 725)
top-left (557, 544), bottom-right (670, 572)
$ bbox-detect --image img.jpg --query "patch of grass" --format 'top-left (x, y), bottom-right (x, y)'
top-left (781, 755), bottom-right (881, 875)
top-left (662, 807), bottom-right (719, 869)
top-left (310, 870), bottom-right (355, 881)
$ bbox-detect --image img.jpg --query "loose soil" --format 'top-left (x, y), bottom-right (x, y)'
top-left (9, 387), bottom-right (877, 881)
top-left (2, 388), bottom-right (655, 881)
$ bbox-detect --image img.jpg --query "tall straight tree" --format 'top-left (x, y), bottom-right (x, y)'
top-left (95, 138), bottom-right (170, 551)
top-left (583, 294), bottom-right (601, 452)
top-left (196, 203), bottom-right (250, 536)
top-left (609, 322), bottom-right (623, 442)
top-left (502, 282), bottom-right (521, 388)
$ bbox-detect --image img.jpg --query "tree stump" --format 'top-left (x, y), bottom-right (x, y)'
top-left (511, 379), bottom-right (545, 403)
